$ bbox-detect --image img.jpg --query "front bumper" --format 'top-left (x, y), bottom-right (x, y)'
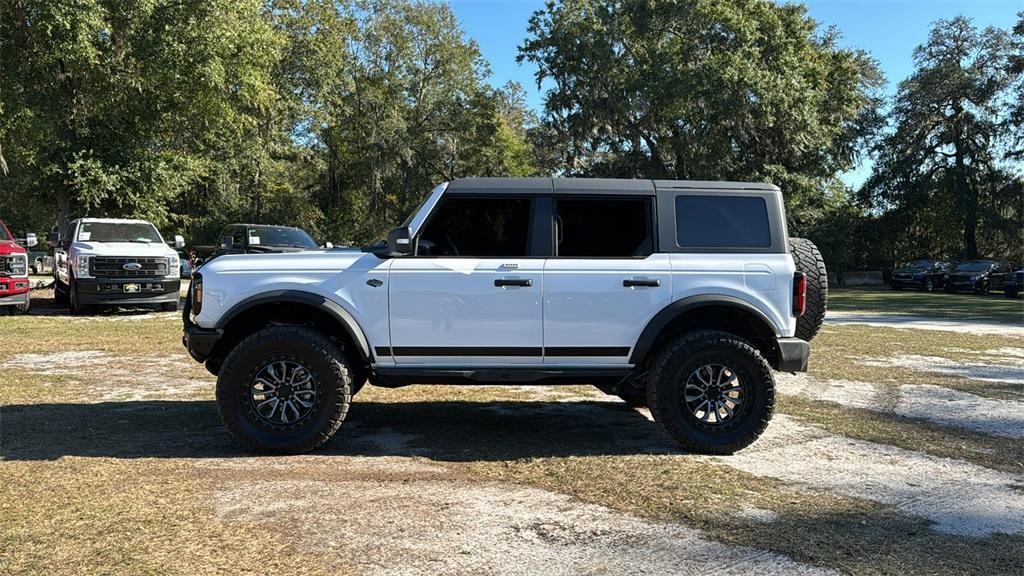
top-left (944, 279), bottom-right (979, 292)
top-left (183, 319), bottom-right (220, 363)
top-left (775, 337), bottom-right (810, 372)
top-left (890, 277), bottom-right (925, 288)
top-left (0, 290), bottom-right (29, 306)
top-left (76, 277), bottom-right (180, 305)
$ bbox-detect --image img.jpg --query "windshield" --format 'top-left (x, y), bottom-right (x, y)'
top-left (0, 223), bottom-right (10, 241)
top-left (904, 260), bottom-right (935, 270)
top-left (954, 261), bottom-right (994, 273)
top-left (77, 222), bottom-right (163, 243)
top-left (249, 227), bottom-right (317, 248)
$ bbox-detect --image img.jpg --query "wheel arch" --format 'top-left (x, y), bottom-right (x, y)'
top-left (630, 295), bottom-right (780, 366)
top-left (213, 290), bottom-right (373, 365)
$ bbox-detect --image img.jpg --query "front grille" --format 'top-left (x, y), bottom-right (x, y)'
top-left (90, 257), bottom-right (168, 278)
top-left (0, 254), bottom-right (27, 277)
top-left (1014, 272), bottom-right (1024, 283)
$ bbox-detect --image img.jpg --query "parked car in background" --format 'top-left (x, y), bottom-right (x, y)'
top-left (1003, 269), bottom-right (1023, 299)
top-left (944, 260), bottom-right (1015, 295)
top-left (890, 259), bottom-right (952, 292)
top-left (0, 219), bottom-right (35, 315)
top-left (200, 224), bottom-right (319, 264)
top-left (28, 251), bottom-right (52, 275)
top-left (50, 218), bottom-right (185, 314)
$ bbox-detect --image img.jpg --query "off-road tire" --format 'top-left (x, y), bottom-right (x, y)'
top-left (161, 299), bottom-right (179, 312)
top-left (788, 237), bottom-right (827, 342)
top-left (216, 326), bottom-right (351, 454)
top-left (647, 331), bottom-right (774, 455)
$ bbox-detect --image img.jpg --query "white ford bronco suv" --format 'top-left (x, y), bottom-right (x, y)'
top-left (183, 178), bottom-right (827, 455)
top-left (52, 218), bottom-right (184, 314)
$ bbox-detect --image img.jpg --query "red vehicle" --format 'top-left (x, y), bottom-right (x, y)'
top-left (0, 219), bottom-right (33, 315)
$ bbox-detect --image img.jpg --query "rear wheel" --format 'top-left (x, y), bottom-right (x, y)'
top-left (788, 238), bottom-right (827, 342)
top-left (647, 331), bottom-right (774, 455)
top-left (216, 326), bottom-right (351, 454)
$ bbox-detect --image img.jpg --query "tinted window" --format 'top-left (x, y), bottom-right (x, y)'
top-left (77, 222), bottom-right (162, 244)
top-left (248, 226), bottom-right (317, 248)
top-left (418, 197), bottom-right (531, 257)
top-left (675, 195), bottom-right (770, 248)
top-left (556, 197), bottom-right (652, 257)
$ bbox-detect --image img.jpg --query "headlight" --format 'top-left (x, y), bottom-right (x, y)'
top-left (166, 254), bottom-right (180, 278)
top-left (8, 254), bottom-right (28, 277)
top-left (75, 254), bottom-right (92, 278)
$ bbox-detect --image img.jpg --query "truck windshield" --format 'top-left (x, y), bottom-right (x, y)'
top-left (0, 223), bottom-right (10, 241)
top-left (953, 261), bottom-right (994, 272)
top-left (249, 227), bottom-right (317, 248)
top-left (78, 222), bottom-right (163, 244)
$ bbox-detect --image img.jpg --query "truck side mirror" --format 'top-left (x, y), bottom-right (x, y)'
top-left (25, 233), bottom-right (38, 248)
top-left (46, 232), bottom-right (59, 249)
top-left (220, 235), bottom-right (233, 250)
top-left (387, 226), bottom-right (414, 255)
top-left (174, 234), bottom-right (185, 249)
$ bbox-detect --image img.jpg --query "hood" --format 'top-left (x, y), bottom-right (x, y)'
top-left (72, 241), bottom-right (176, 257)
top-left (0, 240), bottom-right (27, 256)
top-left (199, 248), bottom-right (368, 275)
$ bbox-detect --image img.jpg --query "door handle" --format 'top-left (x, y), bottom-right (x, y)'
top-left (623, 279), bottom-right (660, 288)
top-left (495, 278), bottom-right (532, 288)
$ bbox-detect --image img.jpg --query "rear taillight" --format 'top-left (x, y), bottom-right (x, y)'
top-left (793, 272), bottom-right (806, 317)
top-left (192, 274), bottom-right (203, 315)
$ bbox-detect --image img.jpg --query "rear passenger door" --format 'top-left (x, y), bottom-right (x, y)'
top-left (542, 195), bottom-right (671, 365)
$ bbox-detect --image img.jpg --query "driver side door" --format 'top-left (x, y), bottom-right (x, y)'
top-left (386, 195), bottom-right (545, 366)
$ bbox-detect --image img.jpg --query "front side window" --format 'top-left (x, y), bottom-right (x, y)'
top-left (556, 197), bottom-right (652, 257)
top-left (77, 222), bottom-right (163, 244)
top-left (675, 195), bottom-right (771, 249)
top-left (417, 197), bottom-right (532, 257)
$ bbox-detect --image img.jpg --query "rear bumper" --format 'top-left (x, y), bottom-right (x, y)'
top-left (775, 337), bottom-right (810, 372)
top-left (76, 277), bottom-right (180, 305)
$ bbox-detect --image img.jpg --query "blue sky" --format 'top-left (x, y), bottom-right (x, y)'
top-left (448, 0), bottom-right (1022, 186)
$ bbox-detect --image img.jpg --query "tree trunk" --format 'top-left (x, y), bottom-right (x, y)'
top-left (55, 59), bottom-right (79, 229)
top-left (951, 104), bottom-right (978, 259)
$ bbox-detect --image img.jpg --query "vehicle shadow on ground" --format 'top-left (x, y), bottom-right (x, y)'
top-left (0, 398), bottom-right (678, 461)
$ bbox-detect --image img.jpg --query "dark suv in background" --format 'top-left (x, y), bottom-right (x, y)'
top-left (890, 259), bottom-right (952, 292)
top-left (200, 224), bottom-right (319, 264)
top-left (944, 260), bottom-right (1016, 295)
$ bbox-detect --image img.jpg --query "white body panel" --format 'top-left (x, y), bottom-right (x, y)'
top-left (386, 258), bottom-right (543, 365)
top-left (543, 255), bottom-right (672, 365)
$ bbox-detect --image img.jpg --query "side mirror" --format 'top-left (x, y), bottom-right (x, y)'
top-left (174, 234), bottom-right (185, 249)
top-left (387, 226), bottom-right (414, 255)
top-left (25, 233), bottom-right (38, 248)
top-left (46, 232), bottom-right (59, 249)
top-left (219, 235), bottom-right (233, 250)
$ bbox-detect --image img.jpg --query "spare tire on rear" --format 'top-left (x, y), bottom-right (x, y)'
top-left (788, 237), bottom-right (827, 342)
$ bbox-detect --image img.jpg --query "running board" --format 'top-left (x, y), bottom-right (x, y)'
top-left (370, 367), bottom-right (633, 388)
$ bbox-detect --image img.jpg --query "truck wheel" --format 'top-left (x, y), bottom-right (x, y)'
top-left (788, 237), bottom-right (827, 342)
top-left (216, 326), bottom-right (352, 454)
top-left (9, 296), bottom-right (30, 315)
top-left (647, 331), bottom-right (774, 455)
top-left (54, 281), bottom-right (69, 305)
top-left (161, 300), bottom-right (179, 312)
top-left (68, 281), bottom-right (87, 315)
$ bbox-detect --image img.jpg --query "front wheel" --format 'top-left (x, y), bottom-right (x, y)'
top-left (68, 280), bottom-right (87, 315)
top-left (647, 331), bottom-right (774, 455)
top-left (216, 326), bottom-right (352, 454)
top-left (161, 299), bottom-right (179, 312)
top-left (924, 278), bottom-right (935, 292)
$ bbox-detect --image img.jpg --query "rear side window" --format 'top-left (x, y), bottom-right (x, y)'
top-left (418, 197), bottom-right (532, 257)
top-left (556, 197), bottom-right (653, 257)
top-left (675, 195), bottom-right (770, 248)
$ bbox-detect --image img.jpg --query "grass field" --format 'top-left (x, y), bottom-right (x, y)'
top-left (1, 288), bottom-right (1022, 575)
top-left (829, 286), bottom-right (1023, 324)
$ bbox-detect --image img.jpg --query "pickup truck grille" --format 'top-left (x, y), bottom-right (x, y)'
top-left (1015, 271), bottom-right (1024, 283)
top-left (0, 254), bottom-right (27, 277)
top-left (90, 257), bottom-right (168, 278)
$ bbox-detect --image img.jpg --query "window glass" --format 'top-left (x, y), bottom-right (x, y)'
top-left (418, 197), bottom-right (531, 257)
top-left (675, 195), bottom-right (770, 248)
top-left (247, 227), bottom-right (317, 248)
top-left (556, 197), bottom-right (652, 257)
top-left (77, 222), bottom-right (162, 244)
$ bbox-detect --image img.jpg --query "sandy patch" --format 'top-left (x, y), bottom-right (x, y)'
top-left (2, 349), bottom-right (209, 401)
top-left (860, 354), bottom-right (1024, 385)
top-left (718, 415), bottom-right (1024, 536)
top-left (826, 311), bottom-right (1024, 337)
top-left (778, 374), bottom-right (1024, 439)
top-left (215, 479), bottom-right (835, 576)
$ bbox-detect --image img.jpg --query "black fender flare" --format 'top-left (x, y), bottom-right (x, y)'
top-left (629, 295), bottom-right (779, 365)
top-left (216, 290), bottom-right (373, 362)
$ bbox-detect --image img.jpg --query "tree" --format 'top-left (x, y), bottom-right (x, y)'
top-left (518, 0), bottom-right (884, 225)
top-left (862, 16), bottom-right (1021, 260)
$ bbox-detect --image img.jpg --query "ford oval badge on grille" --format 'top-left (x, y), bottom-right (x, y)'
top-left (123, 262), bottom-right (143, 271)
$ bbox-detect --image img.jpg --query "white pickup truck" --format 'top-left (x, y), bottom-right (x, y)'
top-left (183, 178), bottom-right (827, 455)
top-left (52, 218), bottom-right (184, 314)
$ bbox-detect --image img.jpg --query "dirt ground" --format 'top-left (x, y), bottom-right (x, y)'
top-left (1, 286), bottom-right (1022, 575)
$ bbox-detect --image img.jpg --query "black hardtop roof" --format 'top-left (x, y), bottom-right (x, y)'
top-left (445, 177), bottom-right (780, 196)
